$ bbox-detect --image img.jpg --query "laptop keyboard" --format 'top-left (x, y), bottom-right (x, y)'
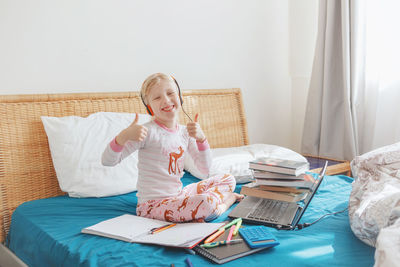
top-left (247, 199), bottom-right (289, 222)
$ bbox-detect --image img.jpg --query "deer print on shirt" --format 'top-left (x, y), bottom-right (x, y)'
top-left (168, 146), bottom-right (184, 175)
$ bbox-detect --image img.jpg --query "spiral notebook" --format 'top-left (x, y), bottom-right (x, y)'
top-left (193, 227), bottom-right (276, 264)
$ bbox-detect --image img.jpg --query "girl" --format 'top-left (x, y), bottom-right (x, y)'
top-left (102, 73), bottom-right (243, 222)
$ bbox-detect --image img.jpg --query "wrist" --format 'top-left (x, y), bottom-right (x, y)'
top-left (196, 138), bottom-right (209, 151)
top-left (110, 137), bottom-right (124, 152)
top-left (116, 130), bottom-right (128, 146)
top-left (196, 137), bottom-right (206, 143)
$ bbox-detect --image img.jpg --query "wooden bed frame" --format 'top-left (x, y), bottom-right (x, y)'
top-left (0, 88), bottom-right (249, 244)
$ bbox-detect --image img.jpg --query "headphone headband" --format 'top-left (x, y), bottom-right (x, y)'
top-left (170, 75), bottom-right (183, 105)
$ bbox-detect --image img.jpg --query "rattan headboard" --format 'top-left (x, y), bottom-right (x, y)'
top-left (0, 88), bottom-right (248, 242)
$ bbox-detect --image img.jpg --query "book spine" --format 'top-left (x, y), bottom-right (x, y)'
top-left (249, 163), bottom-right (297, 175)
top-left (252, 172), bottom-right (298, 180)
top-left (254, 179), bottom-right (314, 189)
top-left (240, 186), bottom-right (294, 202)
top-left (258, 185), bottom-right (308, 194)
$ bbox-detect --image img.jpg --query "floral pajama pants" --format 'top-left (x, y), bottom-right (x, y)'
top-left (136, 174), bottom-right (236, 222)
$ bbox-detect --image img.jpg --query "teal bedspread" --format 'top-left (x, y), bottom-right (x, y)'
top-left (6, 174), bottom-right (375, 267)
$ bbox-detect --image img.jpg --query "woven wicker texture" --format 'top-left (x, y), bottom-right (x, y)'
top-left (0, 88), bottom-right (248, 242)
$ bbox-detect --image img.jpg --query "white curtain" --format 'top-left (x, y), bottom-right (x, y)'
top-left (301, 0), bottom-right (400, 161)
top-left (362, 0), bottom-right (400, 153)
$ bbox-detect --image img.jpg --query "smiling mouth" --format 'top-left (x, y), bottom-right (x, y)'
top-left (162, 105), bottom-right (175, 112)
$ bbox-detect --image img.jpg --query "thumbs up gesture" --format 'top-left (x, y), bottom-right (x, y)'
top-left (187, 114), bottom-right (206, 142)
top-left (116, 113), bottom-right (148, 146)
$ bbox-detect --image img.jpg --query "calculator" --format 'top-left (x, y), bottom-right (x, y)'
top-left (239, 226), bottom-right (280, 249)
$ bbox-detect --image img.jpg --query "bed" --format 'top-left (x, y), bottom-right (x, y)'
top-left (0, 89), bottom-right (375, 266)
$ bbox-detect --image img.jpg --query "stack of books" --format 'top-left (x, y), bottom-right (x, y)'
top-left (241, 157), bottom-right (313, 202)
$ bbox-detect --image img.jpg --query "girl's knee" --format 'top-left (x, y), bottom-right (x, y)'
top-left (195, 194), bottom-right (217, 210)
top-left (189, 194), bottom-right (218, 221)
top-left (220, 174), bottom-right (236, 190)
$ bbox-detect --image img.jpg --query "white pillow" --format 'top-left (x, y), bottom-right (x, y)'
top-left (41, 112), bottom-right (152, 198)
top-left (184, 144), bottom-right (307, 179)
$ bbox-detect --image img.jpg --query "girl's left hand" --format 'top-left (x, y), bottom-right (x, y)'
top-left (187, 114), bottom-right (206, 142)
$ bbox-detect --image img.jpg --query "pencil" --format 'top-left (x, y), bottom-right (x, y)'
top-left (185, 257), bottom-right (193, 267)
top-left (200, 239), bottom-right (243, 248)
top-left (204, 228), bottom-right (224, 243)
top-left (151, 223), bottom-right (177, 234)
top-left (149, 223), bottom-right (171, 233)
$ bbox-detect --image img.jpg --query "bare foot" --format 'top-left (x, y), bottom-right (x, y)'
top-left (234, 193), bottom-right (245, 202)
top-left (216, 193), bottom-right (245, 215)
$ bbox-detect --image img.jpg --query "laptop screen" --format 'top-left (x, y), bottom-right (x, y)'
top-left (291, 161), bottom-right (328, 227)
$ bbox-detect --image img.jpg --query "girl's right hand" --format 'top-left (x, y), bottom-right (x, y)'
top-left (115, 113), bottom-right (148, 146)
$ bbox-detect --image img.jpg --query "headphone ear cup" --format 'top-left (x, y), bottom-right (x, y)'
top-left (146, 105), bottom-right (154, 116)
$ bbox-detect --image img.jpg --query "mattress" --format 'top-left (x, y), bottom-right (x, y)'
top-left (6, 173), bottom-right (375, 267)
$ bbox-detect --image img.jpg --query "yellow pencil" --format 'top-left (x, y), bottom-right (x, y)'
top-left (152, 223), bottom-right (177, 234)
top-left (204, 228), bottom-right (225, 243)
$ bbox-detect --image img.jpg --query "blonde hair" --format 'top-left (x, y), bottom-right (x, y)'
top-left (140, 73), bottom-right (176, 105)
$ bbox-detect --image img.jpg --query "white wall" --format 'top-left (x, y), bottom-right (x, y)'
top-left (0, 0), bottom-right (318, 151)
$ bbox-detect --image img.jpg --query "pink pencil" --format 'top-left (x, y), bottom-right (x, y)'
top-left (226, 225), bottom-right (236, 242)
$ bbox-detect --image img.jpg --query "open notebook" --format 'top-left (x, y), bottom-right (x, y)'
top-left (81, 214), bottom-right (224, 249)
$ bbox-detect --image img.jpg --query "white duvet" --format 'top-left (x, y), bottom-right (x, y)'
top-left (349, 142), bottom-right (400, 267)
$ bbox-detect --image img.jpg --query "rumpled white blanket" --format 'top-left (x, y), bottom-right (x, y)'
top-left (349, 142), bottom-right (400, 267)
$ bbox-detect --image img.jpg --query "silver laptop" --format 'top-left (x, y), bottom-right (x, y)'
top-left (229, 161), bottom-right (328, 230)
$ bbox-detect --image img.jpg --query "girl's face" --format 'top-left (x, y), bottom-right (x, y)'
top-left (146, 79), bottom-right (181, 128)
